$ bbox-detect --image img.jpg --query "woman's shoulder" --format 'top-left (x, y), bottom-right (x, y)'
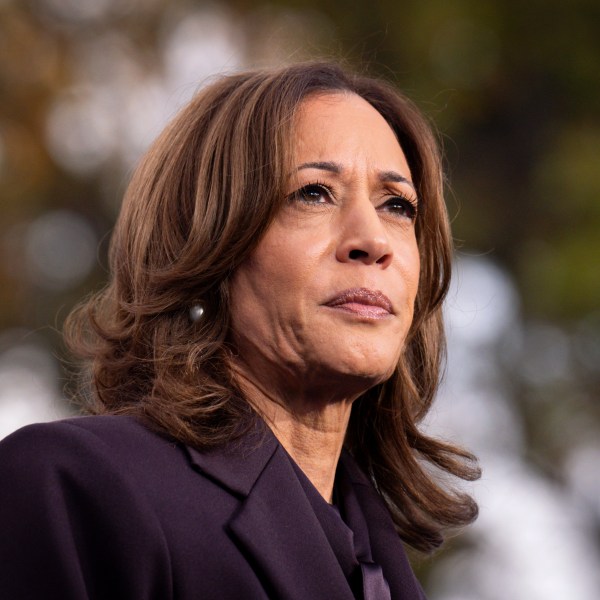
top-left (1, 413), bottom-right (159, 450)
top-left (2, 414), bottom-right (143, 444)
top-left (0, 416), bottom-right (180, 598)
top-left (0, 415), bottom-right (181, 487)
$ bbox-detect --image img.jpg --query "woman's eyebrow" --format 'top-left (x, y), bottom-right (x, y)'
top-left (379, 170), bottom-right (415, 190)
top-left (296, 161), bottom-right (341, 173)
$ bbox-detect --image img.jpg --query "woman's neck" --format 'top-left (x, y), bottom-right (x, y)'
top-left (232, 365), bottom-right (354, 503)
top-left (259, 397), bottom-right (352, 503)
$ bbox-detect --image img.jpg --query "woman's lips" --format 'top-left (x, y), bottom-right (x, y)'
top-left (323, 288), bottom-right (393, 318)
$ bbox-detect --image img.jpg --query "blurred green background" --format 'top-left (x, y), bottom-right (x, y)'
top-left (1, 0), bottom-right (599, 598)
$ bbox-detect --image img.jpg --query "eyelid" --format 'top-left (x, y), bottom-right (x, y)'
top-left (384, 184), bottom-right (419, 204)
top-left (309, 181), bottom-right (334, 196)
top-left (384, 191), bottom-right (419, 206)
top-left (380, 192), bottom-right (419, 220)
top-left (287, 180), bottom-right (335, 202)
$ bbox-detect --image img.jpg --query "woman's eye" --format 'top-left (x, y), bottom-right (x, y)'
top-left (382, 196), bottom-right (418, 221)
top-left (289, 183), bottom-right (332, 205)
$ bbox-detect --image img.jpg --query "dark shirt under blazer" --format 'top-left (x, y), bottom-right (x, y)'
top-left (0, 415), bottom-right (427, 599)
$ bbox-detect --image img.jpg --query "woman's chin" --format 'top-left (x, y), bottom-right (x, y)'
top-left (324, 339), bottom-right (401, 380)
top-left (297, 353), bottom-right (398, 399)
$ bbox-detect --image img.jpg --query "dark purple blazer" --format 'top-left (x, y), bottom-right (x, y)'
top-left (0, 415), bottom-right (426, 599)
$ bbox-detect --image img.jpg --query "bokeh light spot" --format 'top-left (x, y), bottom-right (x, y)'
top-left (25, 210), bottom-right (97, 291)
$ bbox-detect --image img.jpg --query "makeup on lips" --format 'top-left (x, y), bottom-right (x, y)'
top-left (323, 288), bottom-right (393, 319)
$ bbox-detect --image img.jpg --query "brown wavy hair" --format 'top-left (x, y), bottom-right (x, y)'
top-left (65, 61), bottom-right (479, 552)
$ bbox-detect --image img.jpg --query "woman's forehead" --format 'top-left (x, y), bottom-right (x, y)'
top-left (289, 93), bottom-right (411, 181)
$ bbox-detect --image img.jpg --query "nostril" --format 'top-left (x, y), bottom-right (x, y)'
top-left (349, 249), bottom-right (368, 260)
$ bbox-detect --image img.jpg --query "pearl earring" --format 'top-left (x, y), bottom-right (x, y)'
top-left (189, 303), bottom-right (205, 322)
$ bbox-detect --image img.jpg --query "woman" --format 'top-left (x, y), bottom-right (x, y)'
top-left (0, 62), bottom-right (479, 599)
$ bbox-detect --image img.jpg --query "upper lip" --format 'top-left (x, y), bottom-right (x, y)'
top-left (323, 287), bottom-right (393, 313)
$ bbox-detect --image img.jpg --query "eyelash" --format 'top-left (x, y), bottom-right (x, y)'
top-left (287, 181), bottom-right (332, 205)
top-left (288, 182), bottom-right (419, 221)
top-left (382, 194), bottom-right (419, 221)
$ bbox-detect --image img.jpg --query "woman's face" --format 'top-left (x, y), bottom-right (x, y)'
top-left (229, 92), bottom-right (420, 400)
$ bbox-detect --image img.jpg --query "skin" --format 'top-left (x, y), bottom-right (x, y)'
top-left (229, 92), bottom-right (420, 502)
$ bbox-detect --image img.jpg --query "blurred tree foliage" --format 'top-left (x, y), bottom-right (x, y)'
top-left (0, 0), bottom-right (599, 589)
top-left (2, 0), bottom-right (598, 319)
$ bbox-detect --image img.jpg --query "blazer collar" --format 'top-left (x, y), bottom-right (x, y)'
top-left (185, 419), bottom-right (278, 496)
top-left (185, 421), bottom-right (355, 600)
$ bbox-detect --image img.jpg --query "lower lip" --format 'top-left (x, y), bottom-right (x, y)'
top-left (324, 302), bottom-right (391, 319)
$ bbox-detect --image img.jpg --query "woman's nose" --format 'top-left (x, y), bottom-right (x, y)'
top-left (335, 200), bottom-right (393, 268)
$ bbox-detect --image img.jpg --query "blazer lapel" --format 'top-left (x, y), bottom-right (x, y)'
top-left (186, 424), bottom-right (354, 600)
top-left (339, 451), bottom-right (427, 599)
